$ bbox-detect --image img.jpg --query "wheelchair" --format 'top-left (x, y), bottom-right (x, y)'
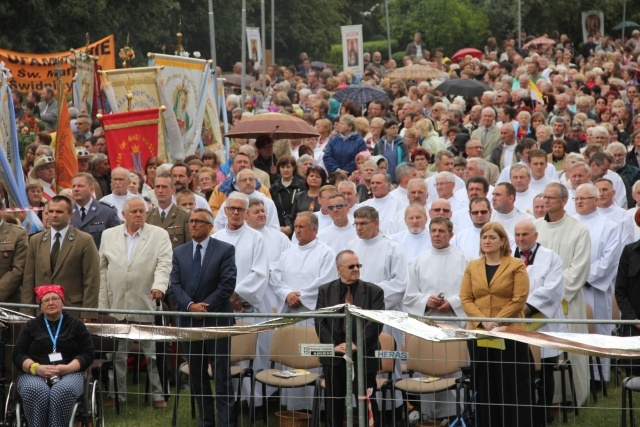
top-left (3, 369), bottom-right (104, 427)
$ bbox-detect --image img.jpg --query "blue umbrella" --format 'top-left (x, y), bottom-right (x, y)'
top-left (333, 84), bottom-right (390, 107)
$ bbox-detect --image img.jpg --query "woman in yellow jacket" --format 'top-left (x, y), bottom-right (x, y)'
top-left (460, 222), bottom-right (534, 427)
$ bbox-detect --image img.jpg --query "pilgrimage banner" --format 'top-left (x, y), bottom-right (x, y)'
top-left (0, 35), bottom-right (115, 94)
top-left (102, 108), bottom-right (160, 172)
top-left (341, 25), bottom-right (364, 76)
top-left (54, 100), bottom-right (78, 190)
top-left (149, 54), bottom-right (210, 157)
top-left (101, 66), bottom-right (183, 161)
top-left (246, 27), bottom-right (263, 63)
top-left (72, 54), bottom-right (97, 116)
top-left (201, 71), bottom-right (224, 155)
top-left (581, 11), bottom-right (604, 44)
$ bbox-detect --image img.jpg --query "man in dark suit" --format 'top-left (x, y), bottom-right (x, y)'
top-left (70, 173), bottom-right (121, 249)
top-left (540, 117), bottom-right (581, 154)
top-left (22, 196), bottom-right (100, 320)
top-left (170, 208), bottom-right (236, 427)
top-left (315, 250), bottom-right (385, 427)
top-left (405, 32), bottom-right (427, 58)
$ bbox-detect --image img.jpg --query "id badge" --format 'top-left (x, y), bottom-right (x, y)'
top-left (49, 352), bottom-right (63, 362)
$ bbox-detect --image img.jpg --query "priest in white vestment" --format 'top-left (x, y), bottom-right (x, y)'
top-left (212, 192), bottom-right (271, 405)
top-left (214, 169), bottom-right (279, 230)
top-left (434, 171), bottom-right (467, 213)
top-left (595, 179), bottom-right (635, 247)
top-left (534, 183), bottom-right (591, 406)
top-left (389, 162), bottom-right (418, 210)
top-left (387, 179), bottom-right (429, 234)
top-left (491, 182), bottom-right (534, 237)
top-left (511, 164), bottom-right (540, 216)
top-left (317, 194), bottom-right (357, 254)
top-left (291, 185), bottom-right (339, 245)
top-left (404, 217), bottom-right (470, 419)
top-left (514, 220), bottom-right (567, 423)
top-left (588, 151), bottom-right (628, 208)
top-left (573, 184), bottom-right (621, 381)
top-left (347, 206), bottom-right (408, 411)
top-left (269, 212), bottom-right (338, 411)
top-left (245, 198), bottom-right (292, 311)
top-left (357, 172), bottom-right (402, 234)
top-left (496, 148), bottom-right (559, 185)
top-left (453, 159), bottom-right (494, 204)
top-left (338, 181), bottom-right (360, 217)
top-left (390, 204), bottom-right (431, 261)
top-left (426, 151), bottom-right (465, 204)
top-left (627, 181), bottom-right (640, 241)
top-left (452, 197), bottom-right (493, 259)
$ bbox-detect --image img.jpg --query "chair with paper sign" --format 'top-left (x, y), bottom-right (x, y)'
top-left (394, 334), bottom-right (468, 424)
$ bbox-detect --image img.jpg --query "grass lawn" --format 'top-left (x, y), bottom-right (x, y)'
top-left (101, 373), bottom-right (640, 426)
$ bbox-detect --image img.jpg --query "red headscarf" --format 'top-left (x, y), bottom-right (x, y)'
top-left (34, 285), bottom-right (65, 305)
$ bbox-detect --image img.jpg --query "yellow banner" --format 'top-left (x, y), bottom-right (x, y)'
top-left (0, 35), bottom-right (116, 94)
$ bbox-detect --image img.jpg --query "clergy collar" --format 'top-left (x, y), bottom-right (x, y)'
top-left (431, 246), bottom-right (452, 254)
top-left (409, 228), bottom-right (428, 236)
top-left (597, 203), bottom-right (615, 212)
top-left (297, 238), bottom-right (318, 250)
top-left (575, 210), bottom-right (599, 220)
top-left (362, 232), bottom-right (382, 243)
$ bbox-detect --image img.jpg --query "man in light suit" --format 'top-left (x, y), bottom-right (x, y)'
top-left (170, 208), bottom-right (237, 427)
top-left (99, 196), bottom-right (173, 409)
top-left (315, 250), bottom-right (385, 427)
top-left (470, 107), bottom-right (501, 158)
top-left (70, 173), bottom-right (121, 249)
top-left (22, 196), bottom-right (100, 320)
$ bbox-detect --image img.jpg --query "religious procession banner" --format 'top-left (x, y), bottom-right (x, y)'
top-left (0, 35), bottom-right (115, 95)
top-left (100, 66), bottom-right (182, 161)
top-left (102, 108), bottom-right (160, 173)
top-left (341, 25), bottom-right (364, 76)
top-left (0, 70), bottom-right (25, 209)
top-left (54, 100), bottom-right (78, 190)
top-left (581, 11), bottom-right (604, 44)
top-left (72, 53), bottom-right (97, 116)
top-left (246, 28), bottom-right (262, 63)
top-left (201, 70), bottom-right (224, 155)
top-left (149, 53), bottom-right (211, 157)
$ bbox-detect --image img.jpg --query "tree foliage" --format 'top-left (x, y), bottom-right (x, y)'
top-left (386, 0), bottom-right (491, 55)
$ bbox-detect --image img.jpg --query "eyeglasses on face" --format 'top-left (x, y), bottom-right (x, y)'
top-left (353, 221), bottom-right (372, 228)
top-left (341, 263), bottom-right (362, 270)
top-left (470, 210), bottom-right (489, 215)
top-left (225, 206), bottom-right (246, 213)
top-left (187, 219), bottom-right (211, 225)
top-left (328, 204), bottom-right (347, 211)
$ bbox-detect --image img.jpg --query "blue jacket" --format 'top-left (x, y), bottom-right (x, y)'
top-left (374, 135), bottom-right (409, 183)
top-left (323, 132), bottom-right (367, 174)
top-left (218, 172), bottom-right (262, 196)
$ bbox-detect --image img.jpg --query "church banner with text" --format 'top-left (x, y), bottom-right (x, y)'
top-left (0, 35), bottom-right (115, 94)
top-left (102, 108), bottom-right (159, 173)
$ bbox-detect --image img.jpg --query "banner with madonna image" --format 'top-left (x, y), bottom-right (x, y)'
top-left (148, 53), bottom-right (211, 157)
top-left (71, 52), bottom-right (97, 116)
top-left (101, 108), bottom-right (160, 173)
top-left (341, 25), bottom-right (363, 77)
top-left (100, 67), bottom-right (182, 162)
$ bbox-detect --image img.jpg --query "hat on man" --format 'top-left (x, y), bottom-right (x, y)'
top-left (76, 149), bottom-right (94, 160)
top-left (28, 155), bottom-right (55, 182)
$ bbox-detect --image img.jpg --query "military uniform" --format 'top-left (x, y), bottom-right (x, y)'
top-left (0, 221), bottom-right (29, 378)
top-left (146, 204), bottom-right (191, 250)
top-left (71, 199), bottom-right (122, 249)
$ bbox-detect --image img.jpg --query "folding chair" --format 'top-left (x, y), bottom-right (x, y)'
top-left (621, 376), bottom-right (640, 427)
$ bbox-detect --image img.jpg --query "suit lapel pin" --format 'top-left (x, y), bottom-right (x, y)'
top-left (68, 232), bottom-right (75, 241)
top-left (42, 233), bottom-right (49, 242)
top-left (92, 206), bottom-right (96, 211)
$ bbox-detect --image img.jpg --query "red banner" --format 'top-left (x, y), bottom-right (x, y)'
top-left (102, 108), bottom-right (159, 173)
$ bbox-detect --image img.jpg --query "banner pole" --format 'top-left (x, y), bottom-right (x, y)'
top-left (241, 0), bottom-right (247, 106)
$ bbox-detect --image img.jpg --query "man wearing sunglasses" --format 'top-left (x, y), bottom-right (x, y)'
top-left (315, 249), bottom-right (385, 427)
top-left (452, 197), bottom-right (493, 260)
top-left (317, 194), bottom-right (356, 254)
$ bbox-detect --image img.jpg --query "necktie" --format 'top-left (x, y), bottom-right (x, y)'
top-left (50, 232), bottom-right (61, 271)
top-left (190, 244), bottom-right (202, 294)
top-left (482, 128), bottom-right (488, 146)
top-left (81, 207), bottom-right (86, 222)
top-left (522, 251), bottom-right (532, 267)
top-left (345, 285), bottom-right (354, 306)
top-left (160, 211), bottom-right (166, 223)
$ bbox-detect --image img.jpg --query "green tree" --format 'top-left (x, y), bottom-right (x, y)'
top-left (386, 0), bottom-right (490, 56)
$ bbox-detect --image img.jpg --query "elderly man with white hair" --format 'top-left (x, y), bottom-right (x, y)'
top-left (433, 171), bottom-right (467, 213)
top-left (573, 183), bottom-right (621, 382)
top-left (100, 167), bottom-right (136, 221)
top-left (454, 158), bottom-right (495, 204)
top-left (338, 180), bottom-right (359, 215)
top-left (607, 142), bottom-right (640, 208)
top-left (390, 204), bottom-right (431, 261)
top-left (513, 219), bottom-right (566, 424)
top-left (387, 178), bottom-right (428, 234)
top-left (389, 162), bottom-right (418, 209)
top-left (566, 161), bottom-right (592, 215)
top-left (214, 169), bottom-right (279, 230)
top-left (587, 151), bottom-right (628, 208)
top-left (426, 151), bottom-right (466, 204)
top-left (627, 181), bottom-right (640, 240)
top-left (470, 107), bottom-right (501, 157)
top-left (595, 178), bottom-right (635, 247)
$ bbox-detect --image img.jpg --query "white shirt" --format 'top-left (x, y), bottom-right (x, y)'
top-left (317, 222), bottom-right (357, 254)
top-left (389, 187), bottom-right (409, 210)
top-left (490, 208), bottom-right (534, 237)
top-left (390, 229), bottom-right (432, 262)
top-left (497, 161), bottom-right (559, 185)
top-left (451, 226), bottom-right (482, 259)
top-left (502, 143), bottom-right (517, 168)
top-left (101, 192), bottom-right (137, 221)
top-left (50, 225), bottom-right (70, 251)
top-left (426, 174), bottom-right (465, 204)
top-left (215, 191), bottom-right (279, 231)
top-left (191, 237), bottom-right (209, 264)
top-left (529, 175), bottom-right (557, 194)
top-left (604, 170), bottom-right (628, 209)
top-left (626, 207), bottom-right (640, 241)
top-left (356, 194), bottom-right (402, 234)
top-left (124, 226), bottom-right (142, 262)
top-left (598, 204), bottom-right (635, 247)
top-left (514, 188), bottom-right (539, 216)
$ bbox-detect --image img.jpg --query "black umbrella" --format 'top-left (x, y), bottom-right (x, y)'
top-left (311, 61), bottom-right (326, 71)
top-left (434, 79), bottom-right (492, 98)
top-left (332, 84), bottom-right (390, 107)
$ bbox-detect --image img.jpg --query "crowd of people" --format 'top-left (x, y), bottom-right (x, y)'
top-left (3, 29), bottom-right (640, 427)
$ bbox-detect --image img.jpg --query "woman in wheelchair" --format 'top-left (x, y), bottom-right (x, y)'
top-left (12, 285), bottom-right (95, 427)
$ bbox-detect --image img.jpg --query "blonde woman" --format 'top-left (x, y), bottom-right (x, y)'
top-left (414, 118), bottom-right (446, 155)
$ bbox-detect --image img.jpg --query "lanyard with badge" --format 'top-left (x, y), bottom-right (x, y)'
top-left (44, 315), bottom-right (64, 362)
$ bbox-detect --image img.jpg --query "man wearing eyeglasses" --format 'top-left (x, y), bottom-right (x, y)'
top-left (170, 208), bottom-right (237, 427)
top-left (212, 192), bottom-right (270, 406)
top-left (315, 249), bottom-right (385, 427)
top-left (317, 194), bottom-right (356, 254)
top-left (452, 197), bottom-right (493, 259)
top-left (572, 183), bottom-right (621, 384)
top-left (214, 169), bottom-right (279, 231)
top-left (75, 114), bottom-right (92, 139)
